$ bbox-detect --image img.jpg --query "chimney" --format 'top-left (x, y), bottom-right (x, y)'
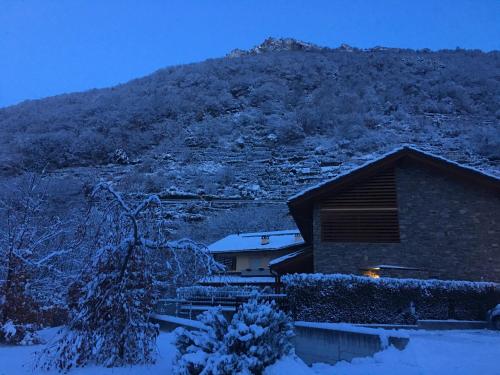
top-left (261, 235), bottom-right (270, 245)
top-left (294, 233), bottom-right (303, 242)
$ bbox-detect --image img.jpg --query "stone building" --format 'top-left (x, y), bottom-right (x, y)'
top-left (273, 146), bottom-right (500, 282)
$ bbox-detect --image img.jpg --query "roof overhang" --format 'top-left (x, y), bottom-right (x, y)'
top-left (269, 247), bottom-right (313, 275)
top-left (209, 242), bottom-right (305, 254)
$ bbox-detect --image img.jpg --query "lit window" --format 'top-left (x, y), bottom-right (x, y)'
top-left (362, 269), bottom-right (380, 279)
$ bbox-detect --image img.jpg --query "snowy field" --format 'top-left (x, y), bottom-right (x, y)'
top-left (1, 328), bottom-right (499, 375)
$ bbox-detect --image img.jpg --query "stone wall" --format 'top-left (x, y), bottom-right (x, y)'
top-left (313, 160), bottom-right (500, 282)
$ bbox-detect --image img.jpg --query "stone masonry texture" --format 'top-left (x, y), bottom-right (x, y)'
top-left (313, 159), bottom-right (500, 282)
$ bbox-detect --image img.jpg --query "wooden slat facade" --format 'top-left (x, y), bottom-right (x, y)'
top-left (320, 168), bottom-right (400, 242)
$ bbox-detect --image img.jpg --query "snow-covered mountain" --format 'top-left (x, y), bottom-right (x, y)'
top-left (0, 38), bottom-right (498, 242)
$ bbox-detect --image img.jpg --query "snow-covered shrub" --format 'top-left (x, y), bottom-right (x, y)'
top-left (0, 320), bottom-right (42, 345)
top-left (213, 298), bottom-right (295, 374)
top-left (174, 298), bottom-right (294, 375)
top-left (470, 124), bottom-right (500, 161)
top-left (283, 273), bottom-right (500, 324)
top-left (112, 148), bottom-right (130, 164)
top-left (174, 308), bottom-right (228, 374)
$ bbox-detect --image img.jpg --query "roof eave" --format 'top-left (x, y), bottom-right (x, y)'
top-left (209, 242), bottom-right (306, 254)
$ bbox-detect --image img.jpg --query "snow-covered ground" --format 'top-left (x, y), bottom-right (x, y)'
top-left (269, 329), bottom-right (500, 375)
top-left (0, 328), bottom-right (177, 375)
top-left (1, 328), bottom-right (499, 374)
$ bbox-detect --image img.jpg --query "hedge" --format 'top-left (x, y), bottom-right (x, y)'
top-left (282, 273), bottom-right (500, 324)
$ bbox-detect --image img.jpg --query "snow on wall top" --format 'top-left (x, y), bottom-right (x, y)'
top-left (288, 145), bottom-right (500, 203)
top-left (208, 229), bottom-right (304, 253)
top-left (294, 321), bottom-right (410, 339)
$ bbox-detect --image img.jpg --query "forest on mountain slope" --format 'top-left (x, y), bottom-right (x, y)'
top-left (0, 45), bottom-right (498, 174)
top-left (0, 42), bottom-right (499, 242)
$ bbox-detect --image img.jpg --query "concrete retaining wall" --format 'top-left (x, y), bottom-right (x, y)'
top-left (293, 322), bottom-right (409, 365)
top-left (152, 313), bottom-right (207, 332)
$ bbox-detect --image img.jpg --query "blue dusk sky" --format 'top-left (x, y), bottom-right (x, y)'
top-left (1, 0), bottom-right (499, 108)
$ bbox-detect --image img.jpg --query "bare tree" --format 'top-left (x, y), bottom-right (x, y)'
top-left (0, 173), bottom-right (76, 344)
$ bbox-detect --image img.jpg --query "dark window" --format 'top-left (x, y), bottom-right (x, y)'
top-left (320, 168), bottom-right (400, 243)
top-left (214, 255), bottom-right (237, 271)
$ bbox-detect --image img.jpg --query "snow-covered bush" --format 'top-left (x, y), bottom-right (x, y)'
top-left (0, 320), bottom-right (42, 345)
top-left (112, 148), bottom-right (130, 164)
top-left (174, 298), bottom-right (294, 375)
top-left (284, 273), bottom-right (500, 324)
top-left (174, 308), bottom-right (228, 374)
top-left (213, 298), bottom-right (295, 374)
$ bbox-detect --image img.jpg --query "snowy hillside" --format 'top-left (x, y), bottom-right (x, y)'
top-left (0, 38), bottom-right (498, 243)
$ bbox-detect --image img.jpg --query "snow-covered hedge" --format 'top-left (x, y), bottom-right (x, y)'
top-left (283, 273), bottom-right (500, 324)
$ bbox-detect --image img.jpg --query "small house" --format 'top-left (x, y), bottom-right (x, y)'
top-left (204, 229), bottom-right (306, 285)
top-left (273, 146), bottom-right (500, 282)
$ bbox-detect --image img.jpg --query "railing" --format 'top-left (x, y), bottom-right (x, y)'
top-left (155, 286), bottom-right (288, 319)
top-left (177, 285), bottom-right (263, 301)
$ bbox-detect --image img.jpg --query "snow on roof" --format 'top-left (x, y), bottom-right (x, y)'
top-left (288, 145), bottom-right (499, 202)
top-left (208, 229), bottom-right (304, 253)
top-left (269, 249), bottom-right (306, 266)
top-left (199, 275), bottom-right (275, 284)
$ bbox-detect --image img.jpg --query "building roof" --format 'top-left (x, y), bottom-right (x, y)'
top-left (207, 229), bottom-right (304, 254)
top-left (288, 146), bottom-right (500, 243)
